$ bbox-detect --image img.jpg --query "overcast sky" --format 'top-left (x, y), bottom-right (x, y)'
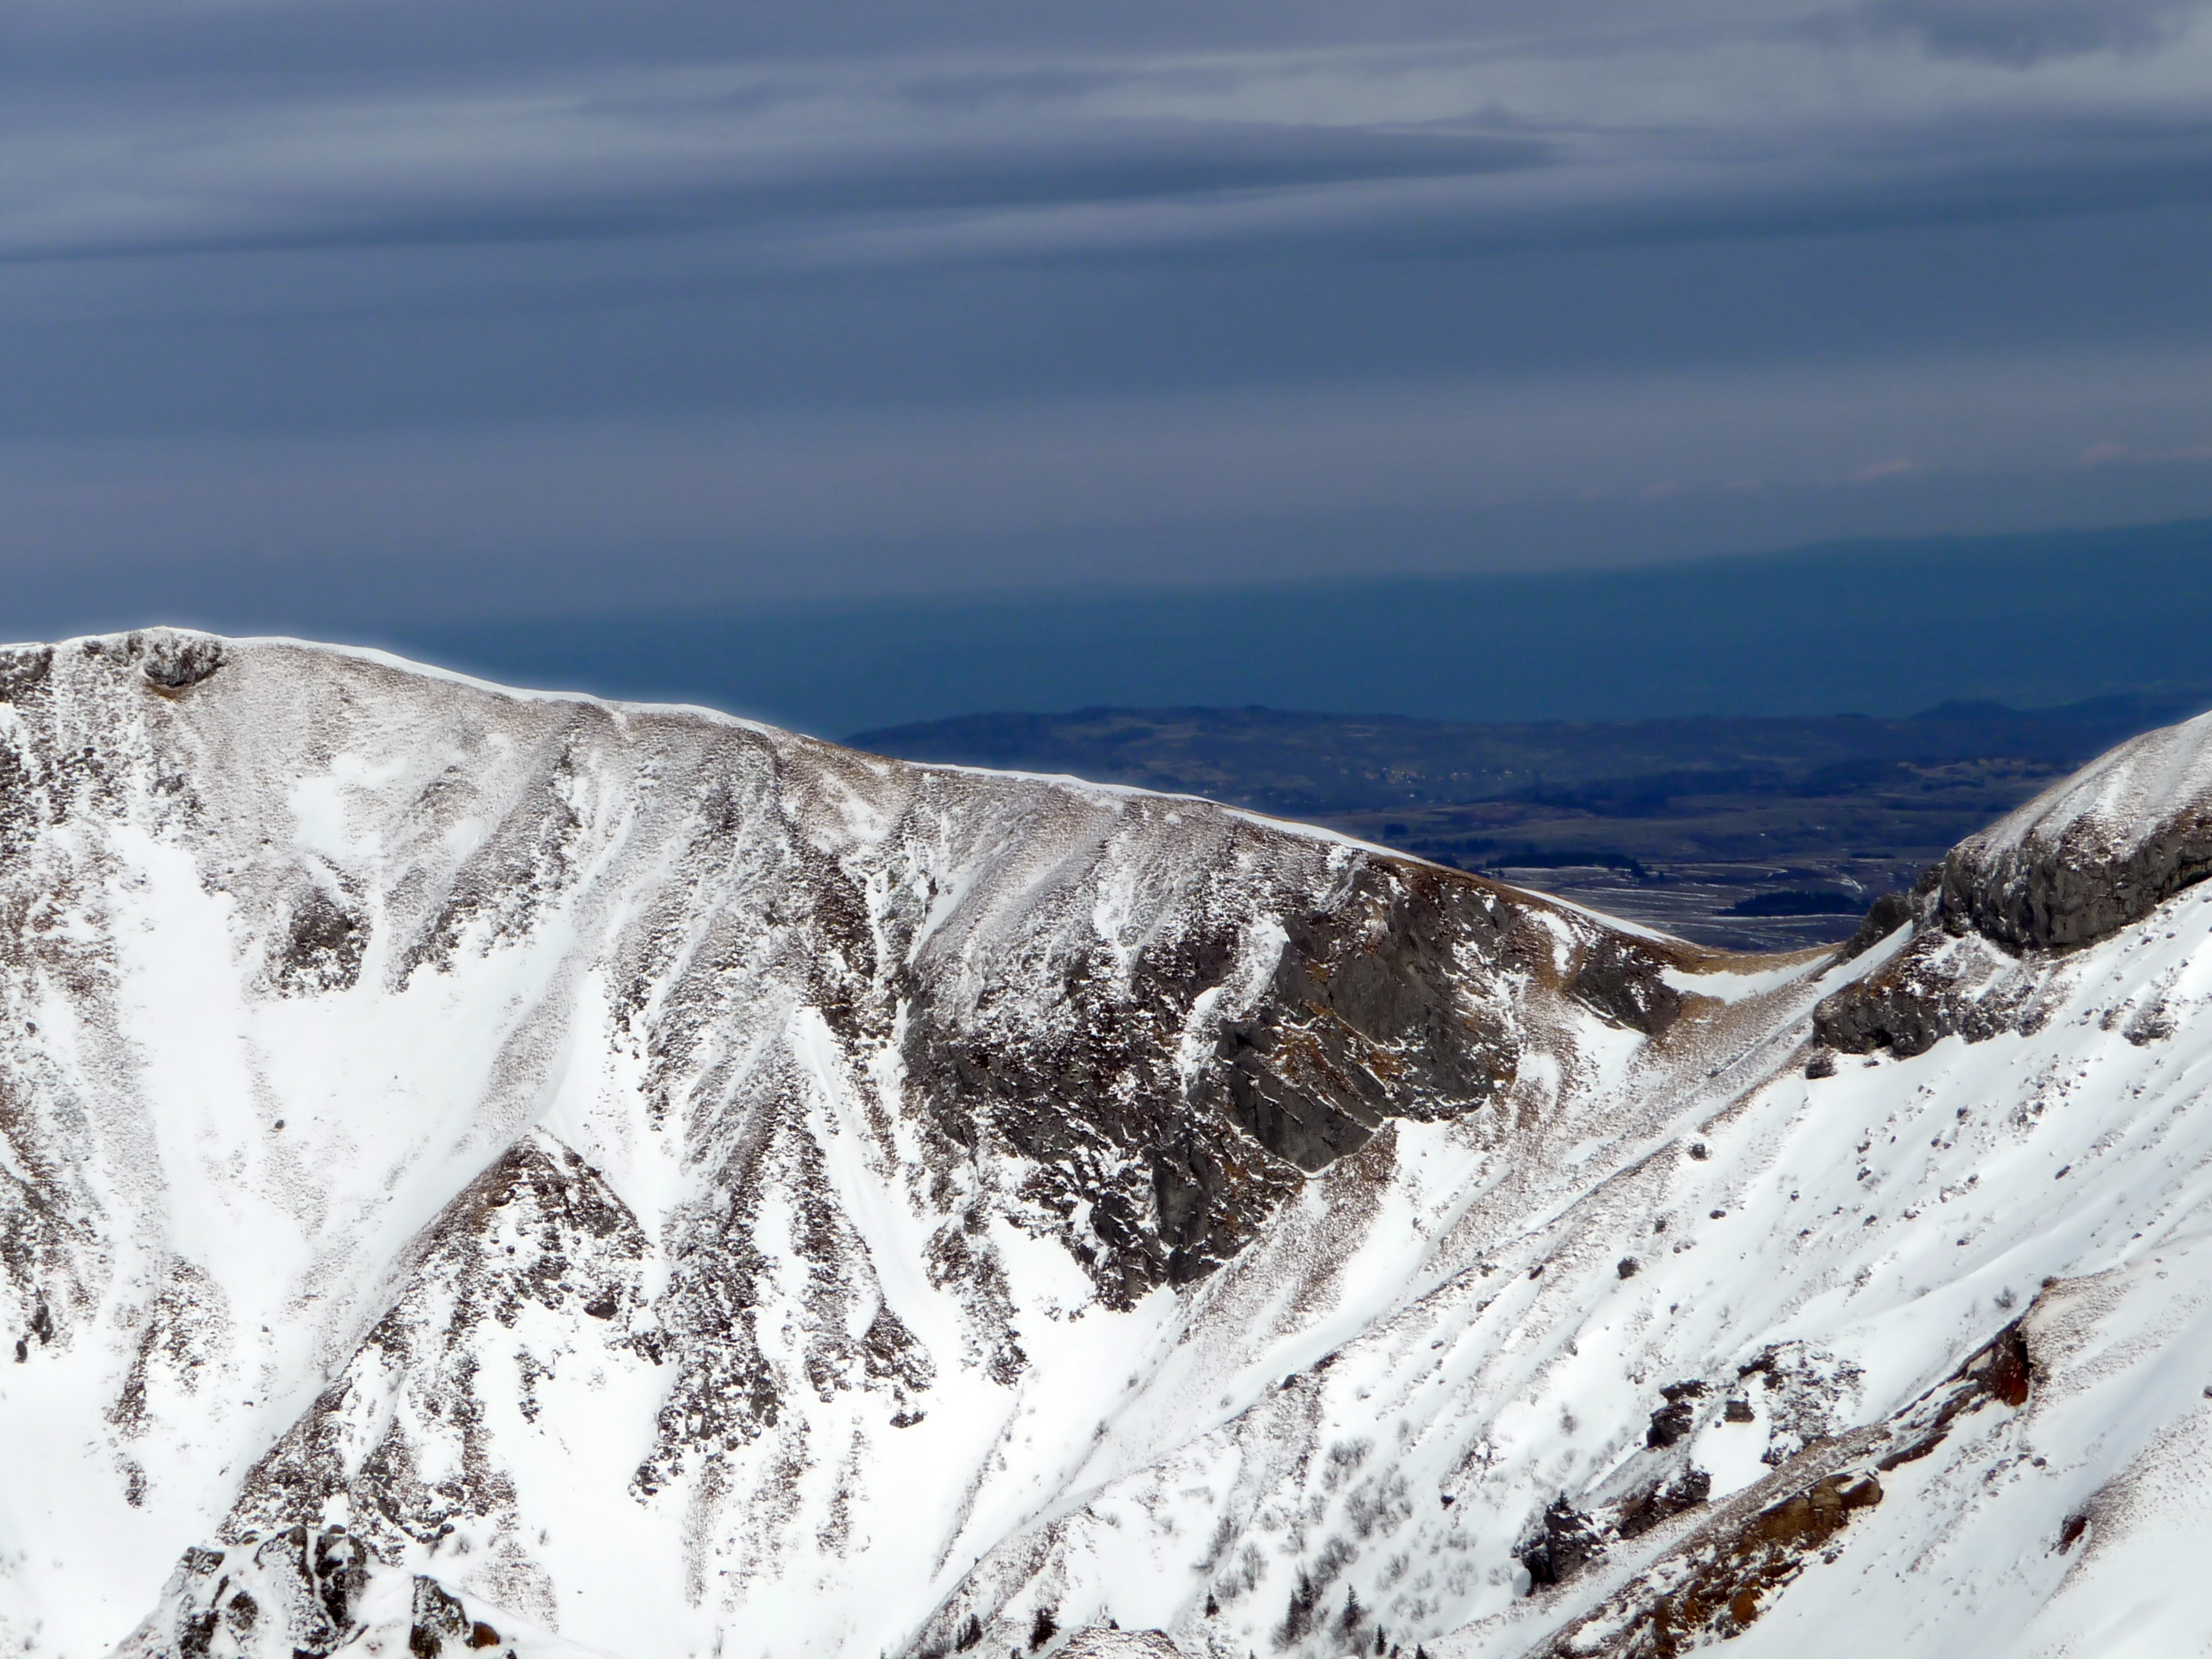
top-left (6, 0), bottom-right (2212, 627)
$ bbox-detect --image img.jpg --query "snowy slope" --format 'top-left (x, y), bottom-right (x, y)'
top-left (2, 632), bottom-right (2210, 1659)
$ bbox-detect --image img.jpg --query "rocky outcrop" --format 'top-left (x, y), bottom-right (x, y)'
top-left (1832, 885), bottom-right (1920, 963)
top-left (1939, 810), bottom-right (2212, 952)
top-left (1539, 1316), bottom-right (2036, 1657)
top-left (1816, 710), bottom-right (2212, 1057)
top-left (407, 1576), bottom-right (511, 1658)
top-left (900, 856), bottom-right (1534, 1302)
top-left (1810, 907), bottom-right (2084, 1056)
top-left (1935, 710), bottom-right (2212, 952)
top-left (1613, 1470), bottom-right (1712, 1541)
top-left (1055, 1632), bottom-right (1183, 1659)
top-left (116, 1525), bottom-right (571, 1659)
top-left (1642, 1381), bottom-right (1705, 1449)
top-left (1564, 935), bottom-right (1684, 1037)
top-left (1811, 935), bottom-right (1970, 1057)
top-left (81, 628), bottom-right (226, 694)
top-left (1517, 1500), bottom-right (1606, 1590)
top-left (112, 1528), bottom-right (372, 1659)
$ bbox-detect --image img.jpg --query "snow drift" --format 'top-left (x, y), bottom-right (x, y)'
top-left (2, 631), bottom-right (2210, 1659)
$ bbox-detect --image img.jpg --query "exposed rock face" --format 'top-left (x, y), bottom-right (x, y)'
top-left (75, 629), bottom-right (227, 695)
top-left (112, 1527), bottom-right (540, 1659)
top-left (1811, 933), bottom-right (1975, 1057)
top-left (1817, 713), bottom-right (2212, 1049)
top-left (1517, 1501), bottom-right (1604, 1589)
top-left (1642, 1382), bottom-right (1705, 1449)
top-left (1538, 1315), bottom-right (2046, 1658)
top-left (1563, 935), bottom-right (1683, 1037)
top-left (1937, 709), bottom-right (2212, 952)
top-left (899, 856), bottom-right (1531, 1302)
top-left (112, 1527), bottom-right (370, 1659)
top-left (1832, 886), bottom-right (1919, 963)
top-left (1811, 895), bottom-right (2088, 1056)
top-left (1612, 1470), bottom-right (1711, 1540)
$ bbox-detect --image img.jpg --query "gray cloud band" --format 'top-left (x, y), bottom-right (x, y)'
top-left (6, 0), bottom-right (2212, 266)
top-left (2, 0), bottom-right (2210, 612)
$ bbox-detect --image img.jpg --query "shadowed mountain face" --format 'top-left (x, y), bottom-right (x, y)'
top-left (848, 695), bottom-right (2212, 949)
top-left (14, 634), bottom-right (2212, 1659)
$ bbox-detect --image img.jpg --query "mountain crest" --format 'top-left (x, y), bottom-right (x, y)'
top-left (2, 634), bottom-right (2209, 1658)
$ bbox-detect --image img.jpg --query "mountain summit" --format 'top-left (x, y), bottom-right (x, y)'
top-left (4, 633), bottom-right (2209, 1659)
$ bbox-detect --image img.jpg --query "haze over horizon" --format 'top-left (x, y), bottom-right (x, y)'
top-left (7, 0), bottom-right (2212, 640)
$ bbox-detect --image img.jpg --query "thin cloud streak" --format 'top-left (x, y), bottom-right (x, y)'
top-left (5, 11), bottom-right (2211, 265)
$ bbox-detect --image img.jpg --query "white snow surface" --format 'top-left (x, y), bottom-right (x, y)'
top-left (2, 634), bottom-right (2211, 1659)
top-left (1971, 704), bottom-right (2212, 858)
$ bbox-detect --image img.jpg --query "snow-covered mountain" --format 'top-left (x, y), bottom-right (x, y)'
top-left (4, 631), bottom-right (2211, 1659)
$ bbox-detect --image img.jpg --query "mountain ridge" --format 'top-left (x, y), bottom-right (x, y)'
top-left (5, 632), bottom-right (2212, 1659)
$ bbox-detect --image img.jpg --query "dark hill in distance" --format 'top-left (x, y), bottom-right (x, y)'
top-left (849, 692), bottom-right (2212, 950)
